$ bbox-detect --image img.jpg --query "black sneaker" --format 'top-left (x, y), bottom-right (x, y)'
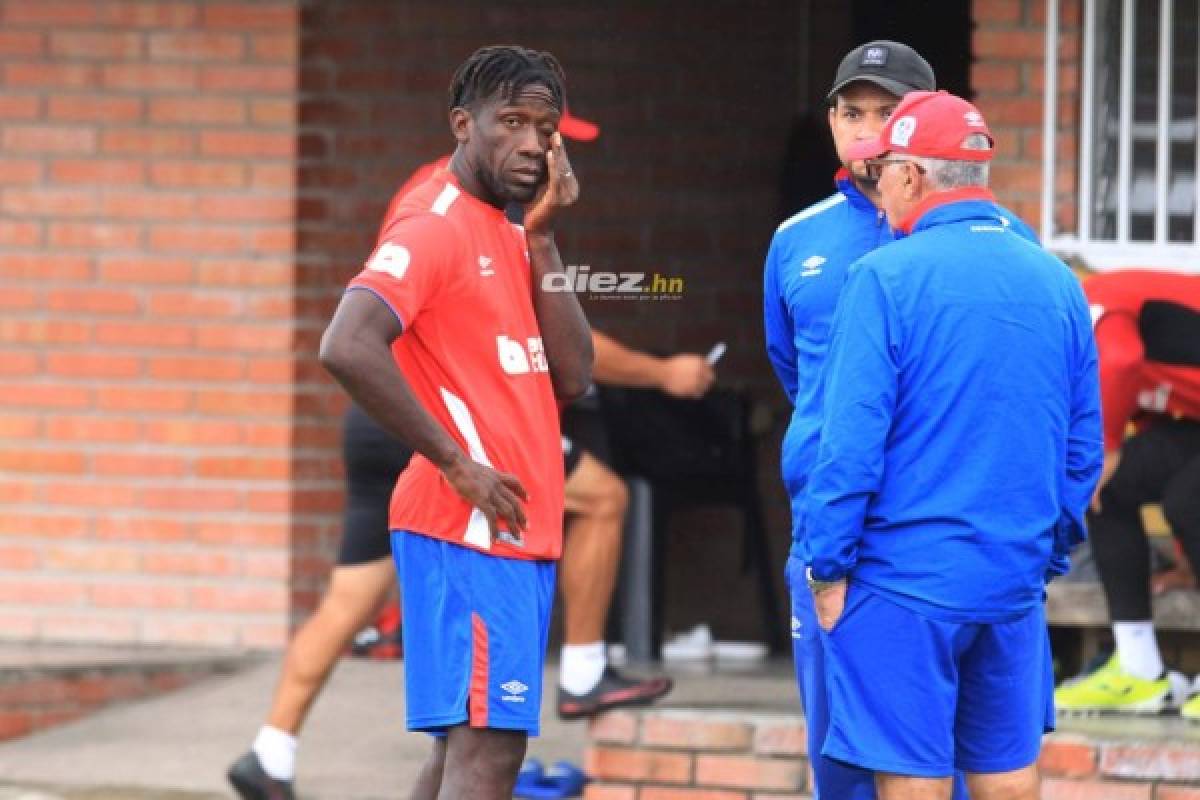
top-left (557, 667), bottom-right (673, 719)
top-left (227, 750), bottom-right (295, 800)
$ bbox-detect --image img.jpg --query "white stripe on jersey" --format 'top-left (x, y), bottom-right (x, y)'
top-left (440, 386), bottom-right (493, 550)
top-left (776, 193), bottom-right (846, 233)
top-left (431, 183), bottom-right (460, 216)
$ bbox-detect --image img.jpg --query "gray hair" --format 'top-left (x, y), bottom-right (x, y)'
top-left (912, 133), bottom-right (992, 190)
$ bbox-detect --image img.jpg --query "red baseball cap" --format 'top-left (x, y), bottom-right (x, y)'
top-left (846, 90), bottom-right (994, 162)
top-left (559, 105), bottom-right (599, 142)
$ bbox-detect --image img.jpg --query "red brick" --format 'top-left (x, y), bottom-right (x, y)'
top-left (46, 481), bottom-right (138, 508)
top-left (141, 618), bottom-right (238, 647)
top-left (146, 292), bottom-right (240, 319)
top-left (100, 2), bottom-right (199, 28)
top-left (195, 456), bottom-right (289, 481)
top-left (144, 419), bottom-right (242, 446)
top-left (2, 1), bottom-right (98, 25)
top-left (250, 226), bottom-right (292, 254)
top-left (90, 584), bottom-right (189, 609)
top-left (94, 452), bottom-right (187, 477)
top-left (101, 191), bottom-right (196, 220)
top-left (4, 62), bottom-right (100, 89)
top-left (101, 128), bottom-right (194, 156)
top-left (1040, 778), bottom-right (1151, 800)
top-left (250, 165), bottom-right (294, 191)
top-left (0, 221), bottom-right (41, 247)
top-left (973, 29), bottom-right (1046, 61)
top-left (0, 288), bottom-right (38, 312)
top-left (582, 787), bottom-right (636, 800)
top-left (148, 32), bottom-right (246, 62)
top-left (147, 224), bottom-right (245, 254)
top-left (1158, 787), bottom-right (1200, 800)
top-left (0, 351), bottom-right (38, 377)
top-left (94, 321), bottom-right (194, 348)
top-left (0, 319), bottom-right (90, 346)
top-left (194, 389), bottom-right (291, 416)
top-left (46, 353), bottom-right (141, 380)
top-left (46, 288), bottom-right (140, 315)
top-left (974, 0), bottom-right (1023, 24)
top-left (150, 161), bottom-right (246, 188)
top-left (51, 158), bottom-right (145, 184)
top-left (0, 31), bottom-right (44, 57)
top-left (99, 257), bottom-right (192, 285)
top-left (49, 222), bottom-right (142, 250)
top-left (44, 546), bottom-right (140, 573)
top-left (753, 720), bottom-right (807, 757)
top-left (0, 95), bottom-right (41, 119)
top-left (3, 125), bottom-right (96, 154)
top-left (241, 552), bottom-right (288, 580)
top-left (200, 130), bottom-right (296, 158)
top-left (0, 159), bottom-right (41, 184)
top-left (643, 714), bottom-right (753, 751)
top-left (0, 415), bottom-right (42, 440)
top-left (1040, 737), bottom-right (1097, 777)
top-left (94, 517), bottom-right (188, 542)
top-left (95, 386), bottom-right (192, 413)
top-left (40, 615), bottom-right (140, 642)
top-left (139, 487), bottom-right (241, 512)
top-left (1100, 745), bottom-right (1200, 781)
top-left (203, 3), bottom-right (297, 29)
top-left (0, 711), bottom-right (34, 741)
top-left (246, 423), bottom-right (295, 449)
top-left (695, 755), bottom-right (807, 791)
top-left (148, 356), bottom-right (244, 382)
top-left (148, 96), bottom-right (246, 125)
top-left (251, 33), bottom-right (297, 63)
top-left (245, 358), bottom-right (291, 383)
top-left (45, 416), bottom-right (138, 443)
top-left (0, 450), bottom-right (86, 475)
top-left (142, 551), bottom-right (238, 576)
top-left (0, 545), bottom-right (40, 570)
top-left (103, 63), bottom-right (198, 92)
top-left (196, 194), bottom-right (293, 222)
top-left (49, 31), bottom-right (143, 59)
top-left (640, 791), bottom-right (747, 800)
top-left (200, 64), bottom-right (295, 93)
top-left (3, 187), bottom-right (97, 216)
top-left (190, 585), bottom-right (287, 613)
top-left (972, 62), bottom-right (1021, 93)
top-left (0, 513), bottom-right (88, 538)
top-left (584, 746), bottom-right (692, 784)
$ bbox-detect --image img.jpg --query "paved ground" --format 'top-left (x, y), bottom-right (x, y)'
top-left (0, 654), bottom-right (796, 799)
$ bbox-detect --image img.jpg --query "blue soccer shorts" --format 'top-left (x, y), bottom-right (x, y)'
top-left (819, 583), bottom-right (1055, 777)
top-left (392, 530), bottom-right (556, 736)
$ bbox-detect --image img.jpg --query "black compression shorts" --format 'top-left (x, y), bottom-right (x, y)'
top-left (337, 404), bottom-right (413, 565)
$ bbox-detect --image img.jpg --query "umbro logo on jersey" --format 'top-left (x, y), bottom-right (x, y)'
top-left (479, 255), bottom-right (495, 277)
top-left (367, 242), bottom-right (410, 281)
top-left (501, 679), bottom-right (528, 702)
top-left (801, 255), bottom-right (825, 277)
top-left (791, 615), bottom-right (803, 638)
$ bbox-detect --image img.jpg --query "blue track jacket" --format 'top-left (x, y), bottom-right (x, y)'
top-left (803, 188), bottom-right (1103, 621)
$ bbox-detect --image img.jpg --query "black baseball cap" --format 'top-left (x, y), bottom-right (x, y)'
top-left (826, 40), bottom-right (936, 103)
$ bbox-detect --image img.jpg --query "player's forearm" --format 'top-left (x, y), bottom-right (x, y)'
top-left (528, 232), bottom-right (593, 401)
top-left (591, 331), bottom-right (664, 388)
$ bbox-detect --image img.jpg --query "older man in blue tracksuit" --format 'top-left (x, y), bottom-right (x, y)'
top-left (762, 41), bottom-right (1045, 800)
top-left (803, 90), bottom-right (1102, 800)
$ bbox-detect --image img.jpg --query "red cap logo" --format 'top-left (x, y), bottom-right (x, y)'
top-left (847, 90), bottom-right (994, 163)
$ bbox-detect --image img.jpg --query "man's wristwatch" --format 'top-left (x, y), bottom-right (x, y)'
top-left (806, 566), bottom-right (844, 594)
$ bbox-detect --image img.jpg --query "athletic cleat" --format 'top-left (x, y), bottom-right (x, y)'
top-left (227, 750), bottom-right (295, 800)
top-left (1183, 683), bottom-right (1200, 721)
top-left (557, 667), bottom-right (673, 720)
top-left (1054, 654), bottom-right (1172, 715)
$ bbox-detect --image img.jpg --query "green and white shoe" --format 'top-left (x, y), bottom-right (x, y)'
top-left (1182, 683), bottom-right (1200, 721)
top-left (1054, 655), bottom-right (1173, 714)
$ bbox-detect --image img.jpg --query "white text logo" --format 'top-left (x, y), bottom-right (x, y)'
top-left (497, 335), bottom-right (549, 375)
top-left (367, 243), bottom-right (410, 281)
top-left (501, 679), bottom-right (528, 703)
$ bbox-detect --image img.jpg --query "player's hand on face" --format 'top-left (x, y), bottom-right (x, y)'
top-left (813, 580), bottom-right (848, 632)
top-left (442, 456), bottom-right (529, 542)
top-left (524, 132), bottom-right (579, 235)
top-left (660, 354), bottom-right (716, 398)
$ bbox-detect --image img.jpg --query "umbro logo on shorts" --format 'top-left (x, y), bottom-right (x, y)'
top-left (501, 679), bottom-right (528, 702)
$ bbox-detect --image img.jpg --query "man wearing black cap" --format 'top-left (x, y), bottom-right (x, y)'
top-left (763, 41), bottom-right (951, 800)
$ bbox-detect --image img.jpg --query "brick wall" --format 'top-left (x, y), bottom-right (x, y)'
top-left (586, 709), bottom-right (1200, 799)
top-left (972, 0), bottom-right (1081, 233)
top-left (0, 0), bottom-right (300, 647)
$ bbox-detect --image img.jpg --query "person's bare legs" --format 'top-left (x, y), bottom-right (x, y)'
top-left (410, 735), bottom-right (447, 800)
top-left (432, 726), bottom-right (526, 800)
top-left (266, 558), bottom-right (396, 732)
top-left (966, 764), bottom-right (1039, 800)
top-left (876, 773), bottom-right (953, 800)
top-left (560, 452), bottom-right (628, 645)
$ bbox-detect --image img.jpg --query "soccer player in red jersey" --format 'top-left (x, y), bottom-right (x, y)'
top-left (320, 46), bottom-right (592, 798)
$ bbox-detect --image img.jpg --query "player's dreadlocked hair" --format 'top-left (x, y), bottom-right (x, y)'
top-left (448, 45), bottom-right (566, 113)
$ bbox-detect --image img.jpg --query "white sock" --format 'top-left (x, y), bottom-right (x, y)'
top-left (559, 641), bottom-right (606, 695)
top-left (253, 725), bottom-right (298, 782)
top-left (1114, 621), bottom-right (1164, 680)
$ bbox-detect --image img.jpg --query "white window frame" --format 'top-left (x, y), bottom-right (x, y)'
top-left (1041, 0), bottom-right (1200, 271)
